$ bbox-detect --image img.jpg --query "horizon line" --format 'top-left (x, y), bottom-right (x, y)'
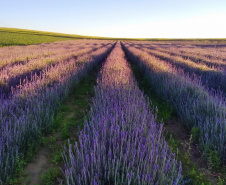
top-left (1, 27), bottom-right (226, 40)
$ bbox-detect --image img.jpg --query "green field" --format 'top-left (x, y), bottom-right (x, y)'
top-left (1, 27), bottom-right (226, 47)
top-left (0, 27), bottom-right (113, 47)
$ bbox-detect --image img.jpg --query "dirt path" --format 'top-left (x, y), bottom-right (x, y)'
top-left (22, 149), bottom-right (49, 184)
top-left (164, 119), bottom-right (221, 184)
top-left (20, 66), bottom-right (100, 185)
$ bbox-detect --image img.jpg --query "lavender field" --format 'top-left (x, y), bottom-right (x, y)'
top-left (1, 39), bottom-right (226, 184)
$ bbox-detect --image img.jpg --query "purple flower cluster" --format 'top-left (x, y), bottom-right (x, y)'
top-left (127, 41), bottom-right (226, 67)
top-left (0, 41), bottom-right (111, 97)
top-left (0, 41), bottom-right (115, 183)
top-left (122, 42), bottom-right (226, 163)
top-left (63, 43), bottom-right (182, 184)
top-left (128, 42), bottom-right (226, 96)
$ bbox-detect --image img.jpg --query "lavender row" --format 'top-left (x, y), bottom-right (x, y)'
top-left (127, 42), bottom-right (226, 68)
top-left (130, 44), bottom-right (226, 96)
top-left (0, 42), bottom-right (115, 184)
top-left (129, 41), bottom-right (226, 63)
top-left (0, 42), bottom-right (110, 97)
top-left (122, 42), bottom-right (226, 164)
top-left (0, 40), bottom-right (109, 70)
top-left (63, 43), bottom-right (182, 184)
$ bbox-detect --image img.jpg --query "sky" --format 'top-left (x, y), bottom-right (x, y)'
top-left (1, 0), bottom-right (226, 38)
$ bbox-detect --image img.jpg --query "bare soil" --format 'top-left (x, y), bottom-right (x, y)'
top-left (20, 67), bottom-right (98, 185)
top-left (22, 148), bottom-right (49, 185)
top-left (165, 118), bottom-right (221, 184)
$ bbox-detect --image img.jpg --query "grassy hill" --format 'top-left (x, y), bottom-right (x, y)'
top-left (0, 27), bottom-right (113, 47)
top-left (0, 27), bottom-right (226, 47)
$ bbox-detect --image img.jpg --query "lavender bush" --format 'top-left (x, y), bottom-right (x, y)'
top-left (128, 41), bottom-right (226, 66)
top-left (0, 41), bottom-right (111, 97)
top-left (0, 41), bottom-right (115, 184)
top-left (129, 43), bottom-right (226, 95)
top-left (63, 43), bottom-right (182, 184)
top-left (0, 40), bottom-right (108, 69)
top-left (122, 42), bottom-right (226, 164)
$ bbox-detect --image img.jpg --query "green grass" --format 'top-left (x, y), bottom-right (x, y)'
top-left (38, 62), bottom-right (100, 184)
top-left (40, 167), bottom-right (60, 185)
top-left (1, 27), bottom-right (225, 47)
top-left (130, 62), bottom-right (173, 122)
top-left (0, 31), bottom-right (76, 46)
top-left (9, 60), bottom-right (102, 184)
top-left (0, 27), bottom-right (80, 46)
top-left (0, 27), bottom-right (115, 47)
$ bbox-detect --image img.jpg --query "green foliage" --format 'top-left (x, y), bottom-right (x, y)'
top-left (130, 63), bottom-right (173, 121)
top-left (8, 157), bottom-right (27, 184)
top-left (191, 126), bottom-right (200, 142)
top-left (60, 105), bottom-right (72, 113)
top-left (0, 29), bottom-right (76, 47)
top-left (164, 133), bottom-right (211, 184)
top-left (49, 136), bottom-right (56, 144)
top-left (207, 150), bottom-right (221, 171)
top-left (9, 176), bottom-right (23, 185)
top-left (47, 136), bottom-right (57, 151)
top-left (183, 135), bottom-right (193, 165)
top-left (218, 176), bottom-right (225, 185)
top-left (40, 167), bottom-right (60, 185)
top-left (167, 135), bottom-right (179, 153)
top-left (187, 167), bottom-right (211, 185)
top-left (53, 112), bottom-right (63, 129)
top-left (51, 151), bottom-right (62, 165)
top-left (41, 137), bottom-right (47, 145)
top-left (15, 157), bottom-right (27, 175)
top-left (0, 27), bottom-right (115, 47)
top-left (61, 123), bottom-right (70, 139)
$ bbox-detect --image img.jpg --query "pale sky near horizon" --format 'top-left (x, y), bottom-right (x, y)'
top-left (1, 0), bottom-right (226, 38)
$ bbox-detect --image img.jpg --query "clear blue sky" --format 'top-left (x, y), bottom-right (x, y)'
top-left (1, 0), bottom-right (226, 38)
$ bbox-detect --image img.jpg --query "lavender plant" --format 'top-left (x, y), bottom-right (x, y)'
top-left (128, 41), bottom-right (226, 65)
top-left (122, 42), bottom-right (226, 164)
top-left (63, 43), bottom-right (182, 184)
top-left (0, 40), bottom-right (109, 69)
top-left (0, 41), bottom-right (111, 97)
top-left (129, 44), bottom-right (226, 95)
top-left (0, 41), bottom-right (115, 184)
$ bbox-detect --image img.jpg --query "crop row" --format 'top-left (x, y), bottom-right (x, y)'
top-left (0, 41), bottom-right (115, 183)
top-left (162, 43), bottom-right (226, 62)
top-left (0, 40), bottom-right (108, 69)
top-left (0, 41), bottom-right (111, 97)
top-left (127, 43), bottom-right (226, 96)
top-left (122, 42), bottom-right (226, 164)
top-left (128, 42), bottom-right (226, 68)
top-left (131, 41), bottom-right (226, 62)
top-left (63, 43), bottom-right (182, 184)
